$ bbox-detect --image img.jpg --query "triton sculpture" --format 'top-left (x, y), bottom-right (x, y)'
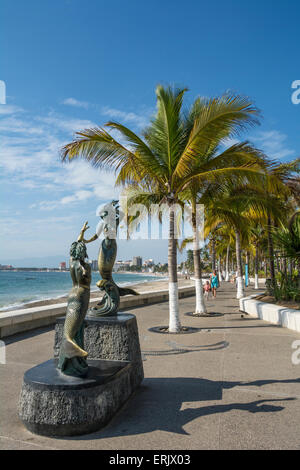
top-left (78, 200), bottom-right (138, 317)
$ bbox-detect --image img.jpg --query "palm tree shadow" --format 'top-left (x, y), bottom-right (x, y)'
top-left (65, 377), bottom-right (296, 441)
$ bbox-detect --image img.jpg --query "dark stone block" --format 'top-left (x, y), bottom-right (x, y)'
top-left (18, 358), bottom-right (133, 437)
top-left (23, 358), bottom-right (129, 391)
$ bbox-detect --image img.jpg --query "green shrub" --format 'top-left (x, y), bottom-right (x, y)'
top-left (258, 270), bottom-right (269, 278)
top-left (272, 271), bottom-right (300, 302)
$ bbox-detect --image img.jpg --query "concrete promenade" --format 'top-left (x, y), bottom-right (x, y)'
top-left (1, 282), bottom-right (300, 450)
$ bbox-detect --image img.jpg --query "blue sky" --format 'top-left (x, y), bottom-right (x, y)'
top-left (0, 0), bottom-right (299, 266)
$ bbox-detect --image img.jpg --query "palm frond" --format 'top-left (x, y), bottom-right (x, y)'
top-left (61, 126), bottom-right (135, 170)
top-left (179, 237), bottom-right (193, 252)
top-left (272, 214), bottom-right (300, 259)
top-left (143, 85), bottom-right (188, 179)
top-left (174, 93), bottom-right (261, 178)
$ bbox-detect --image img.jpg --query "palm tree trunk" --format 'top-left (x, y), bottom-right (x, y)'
top-left (211, 235), bottom-right (216, 271)
top-left (218, 255), bottom-right (222, 282)
top-left (245, 251), bottom-right (249, 287)
top-left (282, 257), bottom-right (287, 277)
top-left (264, 259), bottom-right (268, 278)
top-left (235, 229), bottom-right (244, 299)
top-left (267, 213), bottom-right (276, 290)
top-left (192, 207), bottom-right (207, 314)
top-left (288, 260), bottom-right (293, 277)
top-left (254, 243), bottom-right (259, 289)
top-left (225, 244), bottom-right (230, 281)
top-left (168, 207), bottom-right (180, 332)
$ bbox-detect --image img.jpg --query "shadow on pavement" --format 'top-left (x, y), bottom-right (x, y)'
top-left (62, 377), bottom-right (296, 440)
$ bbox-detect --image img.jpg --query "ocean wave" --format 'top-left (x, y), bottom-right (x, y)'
top-left (0, 275), bottom-right (167, 312)
top-left (0, 292), bottom-right (67, 312)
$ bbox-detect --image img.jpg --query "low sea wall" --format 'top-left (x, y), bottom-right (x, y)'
top-left (240, 294), bottom-right (300, 333)
top-left (0, 285), bottom-right (195, 338)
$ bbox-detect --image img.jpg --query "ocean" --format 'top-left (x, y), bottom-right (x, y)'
top-left (0, 271), bottom-right (161, 311)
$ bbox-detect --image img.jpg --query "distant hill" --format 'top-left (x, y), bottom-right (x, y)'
top-left (0, 255), bottom-right (68, 269)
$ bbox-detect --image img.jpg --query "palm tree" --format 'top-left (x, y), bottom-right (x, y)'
top-left (225, 231), bottom-right (236, 282)
top-left (210, 225), bottom-right (235, 281)
top-left (249, 224), bottom-right (265, 289)
top-left (205, 183), bottom-right (285, 298)
top-left (263, 160), bottom-right (300, 289)
top-left (273, 212), bottom-right (300, 287)
top-left (61, 85), bottom-right (269, 331)
top-left (210, 232), bottom-right (217, 272)
top-left (164, 92), bottom-right (267, 314)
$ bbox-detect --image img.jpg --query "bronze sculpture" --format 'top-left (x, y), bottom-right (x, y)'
top-left (58, 230), bottom-right (91, 377)
top-left (19, 203), bottom-right (144, 437)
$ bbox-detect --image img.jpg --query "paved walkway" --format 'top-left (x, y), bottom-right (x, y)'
top-left (1, 283), bottom-right (300, 450)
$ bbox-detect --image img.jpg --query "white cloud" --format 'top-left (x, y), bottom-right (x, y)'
top-left (61, 190), bottom-right (93, 205)
top-left (0, 116), bottom-right (45, 134)
top-left (0, 104), bottom-right (24, 115)
top-left (34, 163), bottom-right (118, 211)
top-left (101, 106), bottom-right (148, 128)
top-left (253, 130), bottom-right (295, 160)
top-left (36, 113), bottom-right (97, 134)
top-left (0, 103), bottom-right (138, 217)
top-left (0, 131), bottom-right (63, 178)
top-left (0, 102), bottom-right (145, 259)
top-left (61, 97), bottom-right (89, 109)
top-left (222, 137), bottom-right (240, 148)
top-left (0, 107), bottom-right (118, 210)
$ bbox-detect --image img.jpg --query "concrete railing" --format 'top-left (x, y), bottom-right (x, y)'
top-left (0, 284), bottom-right (195, 338)
top-left (240, 294), bottom-right (300, 333)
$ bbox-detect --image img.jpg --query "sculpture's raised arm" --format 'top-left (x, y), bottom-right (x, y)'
top-left (77, 221), bottom-right (98, 244)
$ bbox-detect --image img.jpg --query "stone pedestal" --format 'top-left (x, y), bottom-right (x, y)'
top-left (18, 359), bottom-right (132, 437)
top-left (18, 313), bottom-right (144, 437)
top-left (54, 313), bottom-right (144, 391)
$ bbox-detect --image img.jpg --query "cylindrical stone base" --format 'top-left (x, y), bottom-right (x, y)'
top-left (18, 359), bottom-right (132, 437)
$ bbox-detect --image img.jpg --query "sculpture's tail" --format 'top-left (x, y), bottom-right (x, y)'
top-left (118, 287), bottom-right (140, 296)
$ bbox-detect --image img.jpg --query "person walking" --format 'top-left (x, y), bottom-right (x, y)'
top-left (210, 270), bottom-right (219, 298)
top-left (203, 281), bottom-right (211, 301)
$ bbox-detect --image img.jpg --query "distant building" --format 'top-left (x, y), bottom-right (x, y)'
top-left (146, 266), bottom-right (154, 273)
top-left (132, 256), bottom-right (142, 267)
top-left (143, 258), bottom-right (154, 267)
top-left (114, 260), bottom-right (131, 271)
top-left (0, 264), bottom-right (13, 270)
top-left (59, 262), bottom-right (66, 271)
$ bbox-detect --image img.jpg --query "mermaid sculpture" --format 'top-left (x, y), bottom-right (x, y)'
top-left (57, 227), bottom-right (91, 377)
top-left (79, 200), bottom-right (139, 317)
